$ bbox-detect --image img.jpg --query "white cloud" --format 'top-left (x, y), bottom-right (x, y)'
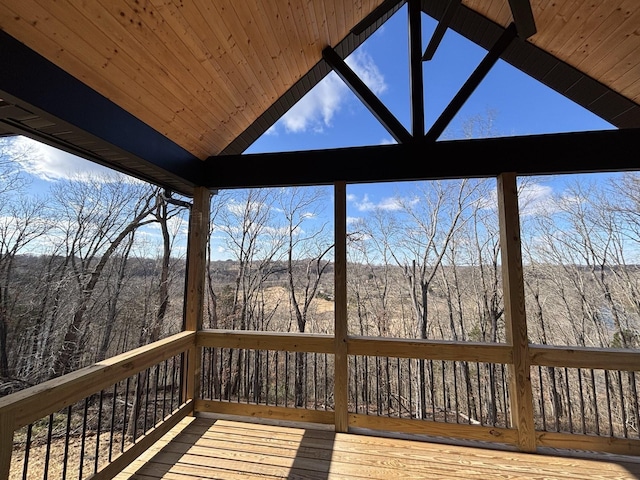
top-left (350, 193), bottom-right (410, 212)
top-left (11, 136), bottom-right (124, 182)
top-left (518, 182), bottom-right (556, 217)
top-left (276, 49), bottom-right (387, 134)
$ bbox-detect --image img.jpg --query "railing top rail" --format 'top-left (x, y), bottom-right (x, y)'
top-left (198, 329), bottom-right (334, 353)
top-left (348, 335), bottom-right (513, 363)
top-left (530, 344), bottom-right (640, 371)
top-left (0, 330), bottom-right (196, 430)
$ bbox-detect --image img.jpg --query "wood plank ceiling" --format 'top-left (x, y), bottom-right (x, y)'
top-left (0, 1), bottom-right (638, 195)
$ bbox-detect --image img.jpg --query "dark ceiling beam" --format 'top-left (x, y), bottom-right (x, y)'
top-left (205, 128), bottom-right (638, 189)
top-left (408, 0), bottom-right (424, 136)
top-left (0, 30), bottom-right (204, 193)
top-left (425, 23), bottom-right (517, 142)
top-left (508, 0), bottom-right (537, 39)
top-left (322, 46), bottom-right (412, 144)
top-left (422, 0), bottom-right (461, 61)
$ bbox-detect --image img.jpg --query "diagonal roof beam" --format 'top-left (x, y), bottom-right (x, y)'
top-left (408, 0), bottom-right (425, 136)
top-left (323, 46), bottom-right (412, 144)
top-left (509, 0), bottom-right (537, 39)
top-left (425, 23), bottom-right (518, 142)
top-left (422, 0), bottom-right (461, 61)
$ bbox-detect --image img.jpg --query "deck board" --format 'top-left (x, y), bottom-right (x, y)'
top-left (115, 416), bottom-right (640, 480)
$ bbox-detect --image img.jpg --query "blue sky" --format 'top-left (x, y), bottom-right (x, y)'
top-left (9, 4), bottom-right (617, 258)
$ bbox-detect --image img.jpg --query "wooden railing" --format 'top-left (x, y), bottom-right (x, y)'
top-left (196, 329), bottom-right (640, 456)
top-left (2, 329), bottom-right (639, 479)
top-left (0, 331), bottom-right (196, 480)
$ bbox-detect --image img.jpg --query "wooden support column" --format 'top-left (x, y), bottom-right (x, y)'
top-left (182, 186), bottom-right (211, 409)
top-left (0, 413), bottom-right (12, 480)
top-left (497, 172), bottom-right (536, 452)
top-left (334, 181), bottom-right (349, 432)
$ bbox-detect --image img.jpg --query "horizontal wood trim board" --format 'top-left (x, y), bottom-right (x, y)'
top-left (536, 431), bottom-right (640, 456)
top-left (197, 329), bottom-right (334, 353)
top-left (0, 331), bottom-right (196, 430)
top-left (349, 413), bottom-right (519, 446)
top-left (348, 336), bottom-right (513, 364)
top-left (195, 399), bottom-right (335, 425)
top-left (530, 345), bottom-right (640, 371)
top-left (90, 401), bottom-right (194, 480)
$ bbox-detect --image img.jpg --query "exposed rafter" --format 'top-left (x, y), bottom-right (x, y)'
top-left (508, 0), bottom-right (537, 39)
top-left (322, 46), bottom-right (412, 144)
top-left (351, 0), bottom-right (406, 36)
top-left (425, 23), bottom-right (518, 142)
top-left (206, 129), bottom-right (638, 189)
top-left (422, 0), bottom-right (461, 61)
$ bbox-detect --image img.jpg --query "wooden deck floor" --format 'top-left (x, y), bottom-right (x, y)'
top-left (116, 416), bottom-right (640, 479)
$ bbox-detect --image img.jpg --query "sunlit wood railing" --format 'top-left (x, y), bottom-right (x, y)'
top-left (196, 329), bottom-right (640, 456)
top-left (0, 331), bottom-right (196, 480)
top-left (2, 329), bottom-right (640, 480)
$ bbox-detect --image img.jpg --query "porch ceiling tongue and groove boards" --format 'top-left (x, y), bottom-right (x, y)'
top-left (0, 0), bottom-right (638, 195)
top-left (0, 0), bottom-right (384, 161)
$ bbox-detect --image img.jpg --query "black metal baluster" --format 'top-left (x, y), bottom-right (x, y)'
top-left (162, 360), bottom-right (168, 419)
top-left (109, 383), bottom-right (117, 462)
top-left (43, 413), bottom-right (53, 480)
top-left (22, 424), bottom-right (32, 480)
top-left (95, 390), bottom-right (104, 473)
top-left (62, 405), bottom-right (72, 480)
top-left (122, 377), bottom-right (131, 453)
top-left (79, 397), bottom-right (89, 479)
top-left (144, 369), bottom-right (150, 434)
top-left (538, 366), bottom-right (546, 431)
top-left (453, 361), bottom-right (459, 424)
top-left (604, 370), bottom-right (614, 437)
top-left (476, 363), bottom-right (483, 426)
top-left (564, 367), bottom-right (573, 433)
top-left (590, 369), bottom-right (599, 435)
top-left (577, 368), bottom-right (586, 433)
top-left (442, 361), bottom-right (447, 423)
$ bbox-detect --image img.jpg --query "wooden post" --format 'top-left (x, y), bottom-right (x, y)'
top-left (0, 413), bottom-right (12, 480)
top-left (182, 186), bottom-right (211, 410)
top-left (497, 172), bottom-right (536, 452)
top-left (334, 181), bottom-right (349, 432)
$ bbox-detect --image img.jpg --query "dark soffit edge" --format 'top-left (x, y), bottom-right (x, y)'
top-left (205, 128), bottom-right (640, 189)
top-left (0, 29), bottom-right (204, 197)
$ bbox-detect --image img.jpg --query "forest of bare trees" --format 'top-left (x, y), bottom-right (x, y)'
top-left (1, 136), bottom-right (639, 441)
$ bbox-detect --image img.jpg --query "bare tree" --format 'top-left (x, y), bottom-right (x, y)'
top-left (0, 197), bottom-right (51, 378)
top-left (49, 175), bottom-right (159, 378)
top-left (389, 179), bottom-right (479, 419)
top-left (279, 186), bottom-right (332, 406)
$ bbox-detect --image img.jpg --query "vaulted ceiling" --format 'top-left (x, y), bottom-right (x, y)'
top-left (0, 1), bottom-right (638, 196)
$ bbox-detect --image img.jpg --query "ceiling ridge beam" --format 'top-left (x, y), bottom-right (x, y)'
top-left (322, 46), bottom-right (412, 144)
top-left (425, 23), bottom-right (517, 142)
